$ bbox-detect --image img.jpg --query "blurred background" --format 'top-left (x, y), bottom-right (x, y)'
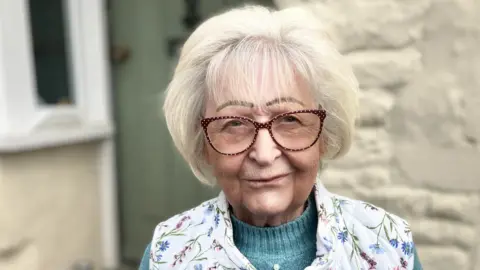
top-left (0, 0), bottom-right (479, 269)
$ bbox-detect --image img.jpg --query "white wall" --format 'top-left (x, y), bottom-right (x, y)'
top-left (0, 143), bottom-right (103, 270)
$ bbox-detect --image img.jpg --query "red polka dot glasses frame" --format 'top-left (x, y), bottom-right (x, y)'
top-left (200, 109), bottom-right (327, 156)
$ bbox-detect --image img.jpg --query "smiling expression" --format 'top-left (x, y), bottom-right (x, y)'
top-left (203, 82), bottom-right (325, 226)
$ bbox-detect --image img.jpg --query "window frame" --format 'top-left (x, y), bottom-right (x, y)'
top-left (0, 0), bottom-right (113, 152)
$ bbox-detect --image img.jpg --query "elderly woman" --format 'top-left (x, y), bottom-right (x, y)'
top-left (140, 5), bottom-right (422, 270)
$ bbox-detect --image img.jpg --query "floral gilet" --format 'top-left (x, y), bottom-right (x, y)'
top-left (149, 182), bottom-right (415, 270)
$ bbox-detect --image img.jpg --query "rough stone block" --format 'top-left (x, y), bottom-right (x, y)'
top-left (347, 48), bottom-right (422, 90)
top-left (325, 187), bottom-right (359, 201)
top-left (410, 219), bottom-right (476, 249)
top-left (321, 168), bottom-right (357, 189)
top-left (355, 166), bottom-right (391, 189)
top-left (416, 246), bottom-right (469, 270)
top-left (390, 73), bottom-right (473, 147)
top-left (355, 186), bottom-right (432, 218)
top-left (357, 88), bottom-right (395, 127)
top-left (465, 94), bottom-right (480, 145)
top-left (429, 192), bottom-right (480, 224)
top-left (332, 128), bottom-right (392, 168)
top-left (394, 143), bottom-right (480, 191)
top-left (322, 166), bottom-right (390, 191)
top-left (475, 240), bottom-right (480, 270)
top-left (278, 0), bottom-right (432, 52)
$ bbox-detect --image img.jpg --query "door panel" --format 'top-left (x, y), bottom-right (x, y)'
top-left (109, 0), bottom-right (274, 263)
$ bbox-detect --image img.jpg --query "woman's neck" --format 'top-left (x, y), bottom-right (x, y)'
top-left (230, 194), bottom-right (317, 257)
top-left (230, 198), bottom-right (310, 227)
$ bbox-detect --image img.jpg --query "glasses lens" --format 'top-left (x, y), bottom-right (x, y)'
top-left (272, 112), bottom-right (321, 150)
top-left (206, 118), bottom-right (255, 154)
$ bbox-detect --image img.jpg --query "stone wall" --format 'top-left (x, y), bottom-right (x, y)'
top-left (276, 0), bottom-right (480, 269)
top-left (0, 143), bottom-right (103, 270)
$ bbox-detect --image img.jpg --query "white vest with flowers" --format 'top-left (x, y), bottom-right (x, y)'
top-left (149, 182), bottom-right (415, 270)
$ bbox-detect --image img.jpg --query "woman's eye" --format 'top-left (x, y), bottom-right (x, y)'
top-left (228, 120), bottom-right (243, 127)
top-left (282, 115), bottom-right (299, 123)
top-left (222, 120), bottom-right (247, 129)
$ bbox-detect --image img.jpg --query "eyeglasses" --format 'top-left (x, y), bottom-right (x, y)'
top-left (200, 109), bottom-right (327, 155)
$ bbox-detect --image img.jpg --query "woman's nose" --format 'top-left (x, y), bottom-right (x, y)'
top-left (248, 129), bottom-right (281, 165)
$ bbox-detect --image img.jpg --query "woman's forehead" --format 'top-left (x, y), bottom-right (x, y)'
top-left (207, 74), bottom-right (315, 110)
top-left (205, 37), bottom-right (315, 109)
top-left (206, 88), bottom-right (315, 116)
top-left (214, 96), bottom-right (305, 111)
top-left (212, 87), bottom-right (303, 103)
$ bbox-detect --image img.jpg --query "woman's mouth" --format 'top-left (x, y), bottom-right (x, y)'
top-left (244, 174), bottom-right (289, 187)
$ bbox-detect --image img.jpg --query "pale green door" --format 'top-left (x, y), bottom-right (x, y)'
top-left (109, 0), bottom-right (274, 265)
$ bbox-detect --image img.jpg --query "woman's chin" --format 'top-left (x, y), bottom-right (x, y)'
top-left (241, 190), bottom-right (295, 221)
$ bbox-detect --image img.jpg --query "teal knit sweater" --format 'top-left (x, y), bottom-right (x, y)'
top-left (229, 195), bottom-right (317, 270)
top-left (139, 198), bottom-right (423, 270)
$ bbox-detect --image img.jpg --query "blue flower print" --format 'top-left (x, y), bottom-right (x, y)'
top-left (337, 230), bottom-right (348, 243)
top-left (194, 264), bottom-right (203, 270)
top-left (401, 241), bottom-right (414, 256)
top-left (318, 254), bottom-right (328, 265)
top-left (159, 240), bottom-right (170, 251)
top-left (369, 243), bottom-right (385, 254)
top-left (207, 227), bottom-right (213, 237)
top-left (204, 204), bottom-right (214, 215)
top-left (323, 237), bottom-right (333, 252)
top-left (338, 199), bottom-right (348, 206)
top-left (214, 213), bottom-right (220, 227)
top-left (389, 238), bottom-right (399, 248)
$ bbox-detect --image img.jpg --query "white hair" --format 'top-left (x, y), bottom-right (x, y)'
top-left (163, 5), bottom-right (359, 186)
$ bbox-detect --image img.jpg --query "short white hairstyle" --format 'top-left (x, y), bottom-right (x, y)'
top-left (163, 5), bottom-right (359, 186)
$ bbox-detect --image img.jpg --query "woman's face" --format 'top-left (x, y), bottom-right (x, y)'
top-left (203, 80), bottom-right (325, 226)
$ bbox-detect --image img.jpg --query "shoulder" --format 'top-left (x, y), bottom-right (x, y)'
top-left (327, 193), bottom-right (416, 264)
top-left (330, 192), bottom-right (411, 227)
top-left (148, 197), bottom-right (221, 268)
top-left (333, 193), bottom-right (413, 237)
top-left (154, 196), bottom-right (219, 233)
top-left (139, 243), bottom-right (151, 270)
top-left (413, 245), bottom-right (423, 270)
top-left (332, 194), bottom-right (410, 227)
